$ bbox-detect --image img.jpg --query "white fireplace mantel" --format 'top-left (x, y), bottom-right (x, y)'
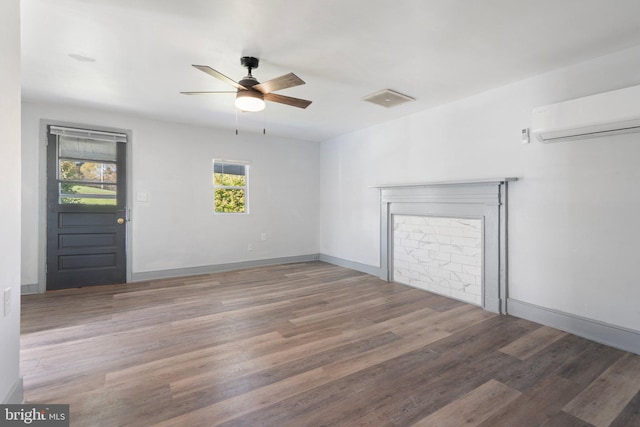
top-left (373, 177), bottom-right (518, 188)
top-left (375, 178), bottom-right (517, 314)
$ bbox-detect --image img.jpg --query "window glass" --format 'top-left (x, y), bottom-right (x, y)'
top-left (57, 136), bottom-right (118, 205)
top-left (213, 161), bottom-right (248, 213)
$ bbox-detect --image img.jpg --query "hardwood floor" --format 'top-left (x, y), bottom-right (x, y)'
top-left (21, 262), bottom-right (640, 426)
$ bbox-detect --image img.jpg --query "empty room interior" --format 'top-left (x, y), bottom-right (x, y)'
top-left (3, 1), bottom-right (640, 426)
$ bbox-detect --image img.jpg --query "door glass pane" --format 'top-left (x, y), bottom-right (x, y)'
top-left (59, 161), bottom-right (117, 184)
top-left (58, 137), bottom-right (118, 205)
top-left (59, 183), bottom-right (117, 205)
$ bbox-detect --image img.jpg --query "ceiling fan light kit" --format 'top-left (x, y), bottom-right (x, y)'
top-left (235, 90), bottom-right (265, 112)
top-left (181, 56), bottom-right (312, 113)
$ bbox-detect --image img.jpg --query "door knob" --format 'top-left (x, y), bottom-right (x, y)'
top-left (117, 218), bottom-right (125, 224)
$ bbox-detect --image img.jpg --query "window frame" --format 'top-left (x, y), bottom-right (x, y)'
top-left (51, 128), bottom-right (127, 209)
top-left (213, 159), bottom-right (250, 215)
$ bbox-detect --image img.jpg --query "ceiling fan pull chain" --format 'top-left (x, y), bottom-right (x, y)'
top-left (235, 108), bottom-right (239, 135)
top-left (263, 109), bottom-right (266, 135)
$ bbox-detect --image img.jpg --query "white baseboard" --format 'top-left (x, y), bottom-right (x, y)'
top-left (2, 377), bottom-right (23, 404)
top-left (507, 298), bottom-right (640, 356)
top-left (130, 254), bottom-right (320, 282)
top-left (318, 254), bottom-right (382, 277)
top-left (21, 283), bottom-right (39, 295)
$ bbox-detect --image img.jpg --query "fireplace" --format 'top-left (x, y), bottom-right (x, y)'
top-left (376, 179), bottom-right (515, 314)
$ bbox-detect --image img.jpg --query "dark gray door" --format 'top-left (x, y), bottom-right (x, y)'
top-left (46, 126), bottom-right (127, 290)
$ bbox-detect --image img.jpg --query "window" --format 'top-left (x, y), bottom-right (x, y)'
top-left (57, 136), bottom-right (119, 205)
top-left (213, 160), bottom-right (249, 213)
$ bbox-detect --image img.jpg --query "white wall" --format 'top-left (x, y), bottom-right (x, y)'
top-left (0, 0), bottom-right (22, 403)
top-left (320, 44), bottom-right (640, 333)
top-left (21, 102), bottom-right (319, 286)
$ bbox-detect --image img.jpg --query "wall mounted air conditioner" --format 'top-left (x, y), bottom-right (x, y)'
top-left (531, 84), bottom-right (640, 143)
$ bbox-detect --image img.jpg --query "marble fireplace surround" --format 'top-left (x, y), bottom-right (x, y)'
top-left (376, 178), bottom-right (516, 314)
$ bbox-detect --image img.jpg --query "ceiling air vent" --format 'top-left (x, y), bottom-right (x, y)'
top-left (362, 89), bottom-right (415, 108)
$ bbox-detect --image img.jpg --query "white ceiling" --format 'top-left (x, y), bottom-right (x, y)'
top-left (20, 0), bottom-right (640, 142)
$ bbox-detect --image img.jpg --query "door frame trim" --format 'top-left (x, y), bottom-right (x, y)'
top-left (37, 119), bottom-right (133, 293)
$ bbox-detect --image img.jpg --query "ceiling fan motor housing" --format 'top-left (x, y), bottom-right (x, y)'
top-left (241, 56), bottom-right (260, 71)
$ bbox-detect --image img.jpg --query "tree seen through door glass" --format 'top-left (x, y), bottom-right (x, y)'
top-left (213, 161), bottom-right (247, 213)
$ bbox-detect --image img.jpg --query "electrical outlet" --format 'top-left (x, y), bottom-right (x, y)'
top-left (247, 243), bottom-right (253, 251)
top-left (3, 287), bottom-right (10, 317)
top-left (261, 233), bottom-right (267, 241)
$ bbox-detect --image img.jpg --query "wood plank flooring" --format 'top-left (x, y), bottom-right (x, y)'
top-left (20, 262), bottom-right (640, 426)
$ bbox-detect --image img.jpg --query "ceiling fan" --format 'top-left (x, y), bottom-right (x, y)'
top-left (181, 56), bottom-right (312, 112)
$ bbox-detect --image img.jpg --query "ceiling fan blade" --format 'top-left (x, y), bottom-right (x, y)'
top-left (180, 91), bottom-right (236, 95)
top-left (253, 73), bottom-right (305, 94)
top-left (192, 65), bottom-right (247, 90)
top-left (264, 93), bottom-right (312, 109)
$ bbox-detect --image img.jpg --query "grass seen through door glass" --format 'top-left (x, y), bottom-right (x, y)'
top-left (60, 184), bottom-right (117, 205)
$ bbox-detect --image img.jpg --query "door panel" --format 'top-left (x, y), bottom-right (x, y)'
top-left (59, 233), bottom-right (117, 248)
top-left (46, 126), bottom-right (127, 290)
top-left (58, 212), bottom-right (118, 227)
